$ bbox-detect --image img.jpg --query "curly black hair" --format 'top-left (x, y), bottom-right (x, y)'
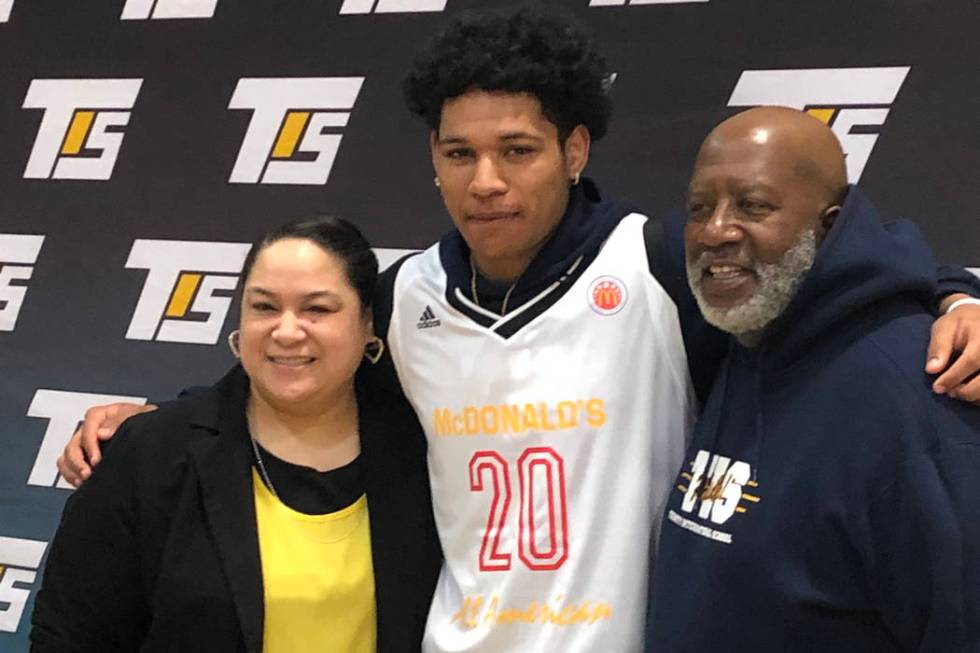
top-left (402, 7), bottom-right (613, 142)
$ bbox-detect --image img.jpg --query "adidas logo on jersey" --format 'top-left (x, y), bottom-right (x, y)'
top-left (417, 305), bottom-right (441, 329)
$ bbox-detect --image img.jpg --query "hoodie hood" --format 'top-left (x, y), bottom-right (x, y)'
top-left (759, 184), bottom-right (937, 366)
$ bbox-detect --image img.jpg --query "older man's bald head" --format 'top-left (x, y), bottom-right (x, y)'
top-left (696, 106), bottom-right (848, 203)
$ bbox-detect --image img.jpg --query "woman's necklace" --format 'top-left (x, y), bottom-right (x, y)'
top-left (249, 434), bottom-right (280, 499)
top-left (246, 408), bottom-right (358, 500)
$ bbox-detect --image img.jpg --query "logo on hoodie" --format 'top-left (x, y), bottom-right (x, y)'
top-left (728, 67), bottom-right (911, 183)
top-left (0, 536), bottom-right (48, 633)
top-left (667, 449), bottom-right (759, 544)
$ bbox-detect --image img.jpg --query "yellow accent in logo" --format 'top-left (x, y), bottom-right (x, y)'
top-left (806, 107), bottom-right (836, 125)
top-left (741, 492), bottom-right (761, 503)
top-left (164, 273), bottom-right (202, 318)
top-left (271, 111), bottom-right (311, 159)
top-left (61, 110), bottom-right (96, 155)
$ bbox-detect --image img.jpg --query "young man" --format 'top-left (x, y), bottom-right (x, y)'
top-left (647, 107), bottom-right (980, 651)
top-left (381, 13), bottom-right (699, 651)
top-left (58, 9), bottom-right (980, 652)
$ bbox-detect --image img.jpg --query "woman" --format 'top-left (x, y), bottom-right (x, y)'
top-left (30, 217), bottom-right (441, 652)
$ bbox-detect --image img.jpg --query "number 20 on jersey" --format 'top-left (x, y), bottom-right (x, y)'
top-left (469, 447), bottom-right (569, 572)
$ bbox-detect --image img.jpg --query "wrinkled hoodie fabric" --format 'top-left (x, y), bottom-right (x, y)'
top-left (646, 185), bottom-right (980, 652)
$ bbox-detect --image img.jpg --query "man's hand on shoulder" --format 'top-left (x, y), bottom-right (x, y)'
top-left (926, 294), bottom-right (980, 404)
top-left (57, 402), bottom-right (158, 487)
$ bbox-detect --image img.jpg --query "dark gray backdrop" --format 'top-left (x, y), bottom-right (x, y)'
top-left (1, 0), bottom-right (978, 647)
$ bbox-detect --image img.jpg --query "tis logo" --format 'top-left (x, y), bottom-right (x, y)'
top-left (678, 450), bottom-right (759, 526)
top-left (339, 0), bottom-right (446, 12)
top-left (0, 536), bottom-right (48, 633)
top-left (228, 77), bottom-right (364, 185)
top-left (728, 67), bottom-right (911, 182)
top-left (121, 0), bottom-right (218, 19)
top-left (125, 239), bottom-right (251, 344)
top-left (0, 234), bottom-right (44, 332)
top-left (26, 390), bottom-right (147, 489)
top-left (22, 78), bottom-right (143, 181)
top-left (0, 0), bottom-right (13, 22)
top-left (590, 0), bottom-right (708, 5)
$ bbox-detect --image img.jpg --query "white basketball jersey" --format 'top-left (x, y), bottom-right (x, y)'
top-left (387, 213), bottom-right (693, 652)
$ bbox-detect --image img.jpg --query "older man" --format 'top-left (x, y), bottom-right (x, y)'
top-left (647, 107), bottom-right (980, 651)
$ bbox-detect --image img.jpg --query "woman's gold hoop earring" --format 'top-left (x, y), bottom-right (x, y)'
top-left (364, 336), bottom-right (385, 364)
top-left (228, 330), bottom-right (241, 359)
top-left (571, 172), bottom-right (581, 186)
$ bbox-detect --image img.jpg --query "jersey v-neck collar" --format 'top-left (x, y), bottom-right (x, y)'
top-left (438, 179), bottom-right (633, 339)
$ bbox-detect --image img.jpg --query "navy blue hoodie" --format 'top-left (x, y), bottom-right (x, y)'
top-left (647, 186), bottom-right (980, 652)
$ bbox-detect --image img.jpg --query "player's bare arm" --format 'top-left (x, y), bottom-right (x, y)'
top-left (57, 402), bottom-right (157, 487)
top-left (928, 295), bottom-right (980, 403)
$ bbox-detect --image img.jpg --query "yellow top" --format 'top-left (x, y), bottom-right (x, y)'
top-left (252, 468), bottom-right (377, 653)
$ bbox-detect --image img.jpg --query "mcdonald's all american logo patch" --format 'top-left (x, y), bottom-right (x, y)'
top-left (587, 276), bottom-right (627, 315)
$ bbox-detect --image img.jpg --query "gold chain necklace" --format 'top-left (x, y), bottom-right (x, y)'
top-left (469, 254), bottom-right (519, 316)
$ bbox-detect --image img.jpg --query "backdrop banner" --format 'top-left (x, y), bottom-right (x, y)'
top-left (1, 0), bottom-right (977, 646)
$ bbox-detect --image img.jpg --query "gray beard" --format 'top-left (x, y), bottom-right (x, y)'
top-left (686, 228), bottom-right (818, 342)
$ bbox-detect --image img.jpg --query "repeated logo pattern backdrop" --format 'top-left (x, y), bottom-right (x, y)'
top-left (1, 0), bottom-right (978, 646)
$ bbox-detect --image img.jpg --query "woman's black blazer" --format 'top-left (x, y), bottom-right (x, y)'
top-left (30, 365), bottom-right (442, 653)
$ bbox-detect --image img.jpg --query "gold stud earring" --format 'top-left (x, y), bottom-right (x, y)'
top-left (434, 177), bottom-right (441, 188)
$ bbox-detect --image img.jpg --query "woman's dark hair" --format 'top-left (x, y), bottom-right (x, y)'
top-left (241, 215), bottom-right (378, 313)
top-left (402, 7), bottom-right (613, 143)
